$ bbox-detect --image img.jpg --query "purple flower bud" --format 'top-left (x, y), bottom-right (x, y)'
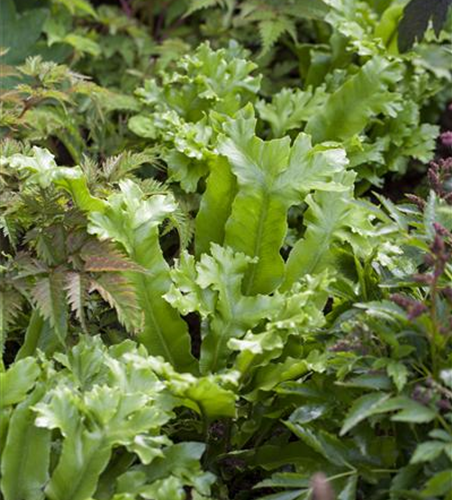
top-left (413, 273), bottom-right (434, 285)
top-left (412, 385), bottom-right (431, 405)
top-left (405, 194), bottom-right (426, 210)
top-left (433, 222), bottom-right (452, 239)
top-left (437, 399), bottom-right (452, 411)
top-left (431, 234), bottom-right (446, 256)
top-left (440, 131), bottom-right (452, 148)
top-left (391, 294), bottom-right (428, 320)
top-left (442, 157), bottom-right (452, 174)
top-left (407, 302), bottom-right (428, 320)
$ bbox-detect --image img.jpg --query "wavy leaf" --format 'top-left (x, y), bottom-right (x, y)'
top-left (305, 56), bottom-right (403, 143)
top-left (219, 110), bottom-right (348, 294)
top-left (282, 174), bottom-right (361, 290)
top-left (45, 427), bottom-right (111, 500)
top-left (88, 180), bottom-right (197, 373)
top-left (0, 358), bottom-right (40, 408)
top-left (165, 244), bottom-right (283, 373)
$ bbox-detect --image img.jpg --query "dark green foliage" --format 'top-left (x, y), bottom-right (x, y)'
top-left (398, 0), bottom-right (452, 52)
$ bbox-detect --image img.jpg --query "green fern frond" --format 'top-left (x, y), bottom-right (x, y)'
top-left (138, 177), bottom-right (171, 196)
top-left (89, 274), bottom-right (142, 334)
top-left (81, 240), bottom-right (145, 273)
top-left (32, 271), bottom-right (68, 344)
top-left (102, 149), bottom-right (159, 182)
top-left (65, 272), bottom-right (88, 332)
top-left (258, 17), bottom-right (297, 55)
top-left (0, 287), bottom-right (23, 356)
top-left (164, 202), bottom-right (194, 251)
top-left (185, 0), bottom-right (226, 16)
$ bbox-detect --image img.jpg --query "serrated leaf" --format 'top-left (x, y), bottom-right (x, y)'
top-left (185, 0), bottom-right (224, 16)
top-left (340, 392), bottom-right (391, 435)
top-left (0, 287), bottom-right (22, 356)
top-left (386, 360), bottom-right (409, 392)
top-left (65, 272), bottom-right (87, 331)
top-left (9, 148), bottom-right (105, 212)
top-left (81, 241), bottom-right (144, 273)
top-left (219, 110), bottom-right (348, 295)
top-left (32, 271), bottom-right (68, 344)
top-left (89, 274), bottom-right (141, 334)
top-left (259, 17), bottom-right (297, 55)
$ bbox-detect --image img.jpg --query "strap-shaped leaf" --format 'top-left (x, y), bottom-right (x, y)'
top-left (166, 244), bottom-right (283, 373)
top-left (88, 180), bottom-right (197, 373)
top-left (195, 155), bottom-right (237, 256)
top-left (0, 358), bottom-right (40, 408)
top-left (45, 428), bottom-right (111, 500)
top-left (282, 181), bottom-right (355, 290)
top-left (305, 56), bottom-right (403, 143)
top-left (219, 109), bottom-right (348, 295)
top-left (1, 387), bottom-right (51, 500)
top-left (15, 311), bottom-right (60, 361)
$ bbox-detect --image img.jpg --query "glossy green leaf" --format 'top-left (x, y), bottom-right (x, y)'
top-left (45, 428), bottom-right (111, 500)
top-left (375, 396), bottom-right (438, 423)
top-left (166, 244), bottom-right (283, 372)
top-left (410, 441), bottom-right (447, 463)
top-left (195, 155), bottom-right (236, 256)
top-left (0, 358), bottom-right (40, 408)
top-left (422, 470), bottom-right (452, 496)
top-left (282, 174), bottom-right (360, 290)
top-left (88, 180), bottom-right (197, 373)
top-left (1, 387), bottom-right (51, 500)
top-left (219, 109), bottom-right (348, 294)
top-left (340, 392), bottom-right (391, 435)
top-left (338, 475), bottom-right (358, 500)
top-left (305, 57), bottom-right (402, 143)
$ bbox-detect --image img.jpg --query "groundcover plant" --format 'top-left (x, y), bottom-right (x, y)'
top-left (0, 0), bottom-right (452, 499)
